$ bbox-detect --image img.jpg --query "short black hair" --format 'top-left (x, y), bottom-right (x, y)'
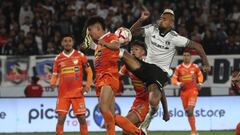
top-left (85, 16), bottom-right (106, 31)
top-left (131, 40), bottom-right (147, 53)
top-left (61, 33), bottom-right (74, 40)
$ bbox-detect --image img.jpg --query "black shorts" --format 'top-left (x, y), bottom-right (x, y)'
top-left (131, 59), bottom-right (169, 90)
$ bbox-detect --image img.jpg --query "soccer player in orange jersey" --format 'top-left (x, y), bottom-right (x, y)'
top-left (115, 41), bottom-right (149, 135)
top-left (171, 50), bottom-right (204, 135)
top-left (50, 34), bottom-right (93, 135)
top-left (84, 16), bottom-right (121, 135)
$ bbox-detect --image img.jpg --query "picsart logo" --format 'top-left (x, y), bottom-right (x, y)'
top-left (28, 104), bottom-right (90, 123)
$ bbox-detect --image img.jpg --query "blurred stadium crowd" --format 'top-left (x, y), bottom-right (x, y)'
top-left (0, 0), bottom-right (239, 55)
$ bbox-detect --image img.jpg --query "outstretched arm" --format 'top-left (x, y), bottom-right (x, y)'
top-left (187, 41), bottom-right (210, 72)
top-left (130, 7), bottom-right (150, 36)
top-left (82, 64), bottom-right (93, 94)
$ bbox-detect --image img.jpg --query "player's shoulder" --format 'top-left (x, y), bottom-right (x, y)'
top-left (169, 30), bottom-right (179, 37)
top-left (175, 64), bottom-right (183, 70)
top-left (76, 50), bottom-right (86, 57)
top-left (54, 53), bottom-right (62, 61)
top-left (143, 23), bottom-right (158, 30)
top-left (192, 63), bottom-right (200, 68)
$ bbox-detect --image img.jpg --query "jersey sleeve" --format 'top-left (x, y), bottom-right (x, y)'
top-left (50, 56), bottom-right (59, 85)
top-left (52, 56), bottom-right (59, 75)
top-left (143, 24), bottom-right (154, 37)
top-left (172, 34), bottom-right (190, 47)
top-left (171, 66), bottom-right (180, 86)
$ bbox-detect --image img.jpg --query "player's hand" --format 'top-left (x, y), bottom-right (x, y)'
top-left (139, 7), bottom-right (150, 21)
top-left (50, 84), bottom-right (56, 91)
top-left (82, 86), bottom-right (90, 95)
top-left (203, 64), bottom-right (211, 73)
top-left (180, 82), bottom-right (186, 89)
top-left (197, 83), bottom-right (202, 91)
top-left (163, 112), bottom-right (170, 122)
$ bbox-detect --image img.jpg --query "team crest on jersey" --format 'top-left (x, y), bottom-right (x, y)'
top-left (73, 59), bottom-right (78, 65)
top-left (165, 41), bottom-right (170, 45)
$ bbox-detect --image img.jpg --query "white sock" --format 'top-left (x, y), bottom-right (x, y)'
top-left (119, 48), bottom-right (125, 58)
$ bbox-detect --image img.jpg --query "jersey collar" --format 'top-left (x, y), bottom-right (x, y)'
top-left (63, 49), bottom-right (75, 58)
top-left (182, 63), bottom-right (191, 68)
top-left (158, 27), bottom-right (172, 37)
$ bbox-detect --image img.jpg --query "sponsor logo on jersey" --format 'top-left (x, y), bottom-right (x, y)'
top-left (61, 67), bottom-right (75, 74)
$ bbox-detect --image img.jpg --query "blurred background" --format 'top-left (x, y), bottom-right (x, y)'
top-left (0, 0), bottom-right (239, 134)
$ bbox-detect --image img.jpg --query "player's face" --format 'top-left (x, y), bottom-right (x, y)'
top-left (88, 24), bottom-right (102, 40)
top-left (130, 45), bottom-right (145, 59)
top-left (183, 52), bottom-right (191, 64)
top-left (159, 14), bottom-right (174, 30)
top-left (62, 37), bottom-right (73, 51)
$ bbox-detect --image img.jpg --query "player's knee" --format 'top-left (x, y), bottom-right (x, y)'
top-left (57, 114), bottom-right (66, 125)
top-left (77, 115), bottom-right (87, 124)
top-left (149, 98), bottom-right (159, 107)
top-left (99, 103), bottom-right (109, 113)
top-left (185, 110), bottom-right (193, 116)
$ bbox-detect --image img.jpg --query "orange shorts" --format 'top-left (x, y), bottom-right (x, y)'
top-left (95, 73), bottom-right (119, 96)
top-left (56, 97), bottom-right (86, 115)
top-left (180, 90), bottom-right (198, 110)
top-left (129, 99), bottom-right (149, 125)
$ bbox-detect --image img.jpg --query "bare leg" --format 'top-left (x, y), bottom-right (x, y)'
top-left (77, 114), bottom-right (88, 135)
top-left (121, 50), bottom-right (141, 71)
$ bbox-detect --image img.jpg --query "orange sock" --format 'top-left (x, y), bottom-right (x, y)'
top-left (80, 121), bottom-right (88, 135)
top-left (56, 124), bottom-right (63, 135)
top-left (188, 116), bottom-right (196, 133)
top-left (102, 111), bottom-right (115, 135)
top-left (115, 115), bottom-right (139, 135)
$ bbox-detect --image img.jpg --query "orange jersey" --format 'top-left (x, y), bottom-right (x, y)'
top-left (119, 65), bottom-right (148, 101)
top-left (52, 50), bottom-right (88, 98)
top-left (172, 63), bottom-right (203, 93)
top-left (94, 32), bottom-right (119, 75)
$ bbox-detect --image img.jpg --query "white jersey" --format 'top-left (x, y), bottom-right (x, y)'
top-left (143, 24), bottom-right (190, 76)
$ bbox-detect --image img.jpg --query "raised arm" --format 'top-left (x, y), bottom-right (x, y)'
top-left (187, 41), bottom-right (210, 72)
top-left (130, 7), bottom-right (150, 36)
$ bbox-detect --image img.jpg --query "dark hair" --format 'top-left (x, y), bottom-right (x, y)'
top-left (31, 76), bottom-right (39, 83)
top-left (61, 33), bottom-right (74, 40)
top-left (183, 48), bottom-right (192, 55)
top-left (131, 40), bottom-right (147, 53)
top-left (84, 16), bottom-right (106, 31)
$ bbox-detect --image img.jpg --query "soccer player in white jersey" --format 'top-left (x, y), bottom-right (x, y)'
top-left (118, 8), bottom-right (210, 134)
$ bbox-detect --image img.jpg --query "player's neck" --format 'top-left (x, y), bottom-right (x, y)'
top-left (158, 27), bottom-right (171, 36)
top-left (64, 49), bottom-right (74, 55)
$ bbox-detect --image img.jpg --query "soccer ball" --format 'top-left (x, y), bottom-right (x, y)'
top-left (114, 27), bottom-right (132, 44)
